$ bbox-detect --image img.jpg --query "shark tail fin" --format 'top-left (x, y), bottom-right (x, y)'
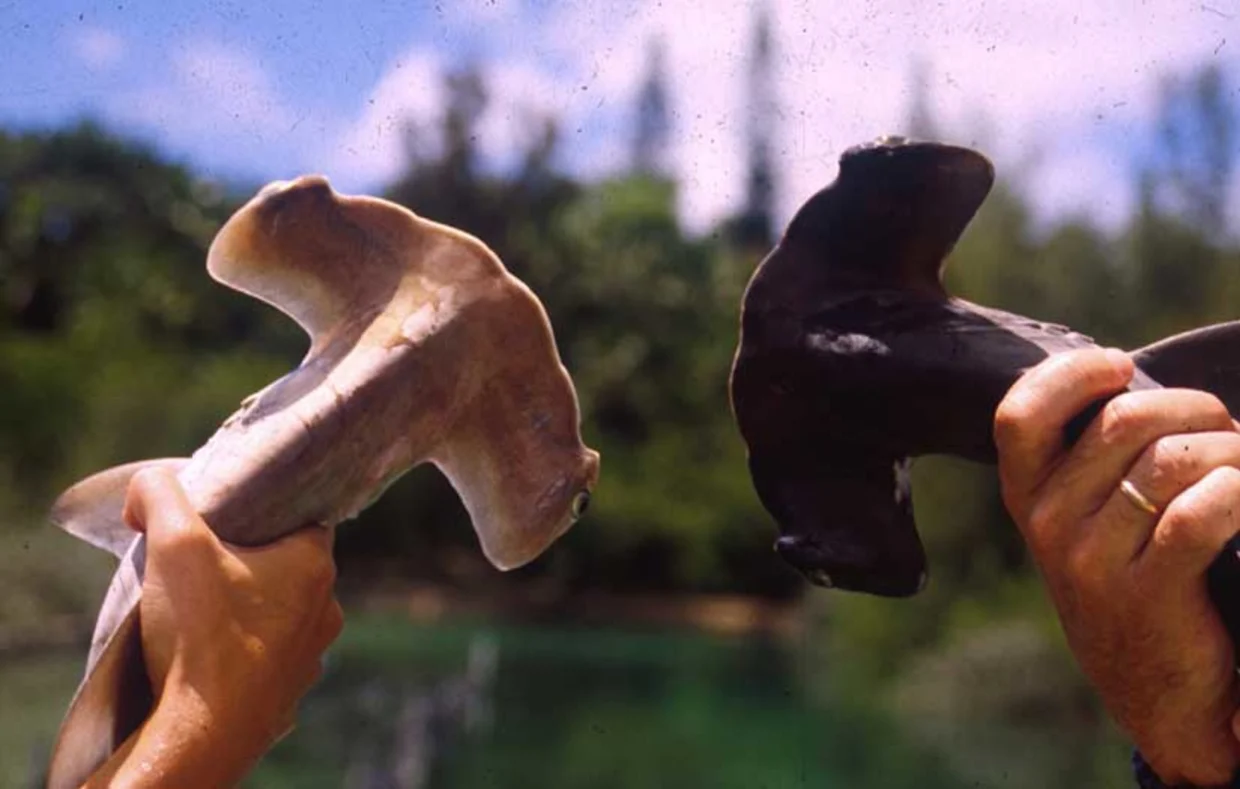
top-left (44, 458), bottom-right (188, 787)
top-left (46, 592), bottom-right (148, 789)
top-left (51, 458), bottom-right (189, 557)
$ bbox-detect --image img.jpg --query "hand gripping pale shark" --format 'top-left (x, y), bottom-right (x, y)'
top-left (46, 176), bottom-right (600, 787)
top-left (730, 138), bottom-right (1240, 641)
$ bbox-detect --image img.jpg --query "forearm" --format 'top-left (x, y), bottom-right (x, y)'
top-left (81, 686), bottom-right (270, 789)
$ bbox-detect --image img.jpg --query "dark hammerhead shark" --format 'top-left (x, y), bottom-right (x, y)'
top-left (730, 137), bottom-right (1240, 640)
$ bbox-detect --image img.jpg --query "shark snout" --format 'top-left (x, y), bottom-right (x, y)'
top-left (774, 532), bottom-right (927, 598)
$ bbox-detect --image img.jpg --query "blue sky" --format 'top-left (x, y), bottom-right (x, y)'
top-left (2, 0), bottom-right (1237, 234)
top-left (3, 1), bottom-right (517, 177)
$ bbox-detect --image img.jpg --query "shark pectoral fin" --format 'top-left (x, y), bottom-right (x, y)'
top-left (46, 595), bottom-right (150, 789)
top-left (1131, 321), bottom-right (1240, 414)
top-left (51, 458), bottom-right (189, 557)
top-left (205, 175), bottom-right (442, 360)
top-left (750, 448), bottom-right (928, 598)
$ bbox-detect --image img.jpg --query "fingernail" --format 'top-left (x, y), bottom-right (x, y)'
top-left (122, 467), bottom-right (174, 534)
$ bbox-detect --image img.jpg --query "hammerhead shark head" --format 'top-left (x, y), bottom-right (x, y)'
top-left (45, 175), bottom-right (600, 788)
top-left (730, 137), bottom-right (1240, 638)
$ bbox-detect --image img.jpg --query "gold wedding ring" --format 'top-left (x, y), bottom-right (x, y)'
top-left (1119, 479), bottom-right (1160, 517)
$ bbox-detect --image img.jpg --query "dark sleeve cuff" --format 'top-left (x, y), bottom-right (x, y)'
top-left (1133, 750), bottom-right (1240, 788)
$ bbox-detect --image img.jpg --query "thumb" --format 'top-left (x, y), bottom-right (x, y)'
top-left (123, 466), bottom-right (218, 572)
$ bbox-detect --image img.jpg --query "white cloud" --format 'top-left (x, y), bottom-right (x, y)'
top-left (104, 38), bottom-right (313, 176)
top-left (323, 40), bottom-right (630, 192)
top-left (1025, 140), bottom-right (1136, 230)
top-left (323, 51), bottom-right (445, 189)
top-left (69, 27), bottom-right (125, 70)
top-left (103, 1), bottom-right (1239, 237)
top-left (520, 0), bottom-right (1239, 234)
top-left (478, 57), bottom-right (628, 173)
top-left (168, 40), bottom-right (298, 135)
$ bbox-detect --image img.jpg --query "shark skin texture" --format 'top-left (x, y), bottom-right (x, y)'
top-left (46, 176), bottom-right (600, 789)
top-left (729, 137), bottom-right (1240, 640)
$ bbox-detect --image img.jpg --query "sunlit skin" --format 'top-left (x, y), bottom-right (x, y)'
top-left (80, 468), bottom-right (343, 789)
top-left (995, 348), bottom-right (1240, 786)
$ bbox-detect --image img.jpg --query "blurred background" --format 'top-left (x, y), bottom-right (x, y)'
top-left (1, 1), bottom-right (1238, 786)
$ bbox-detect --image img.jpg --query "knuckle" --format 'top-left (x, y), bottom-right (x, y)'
top-left (130, 465), bottom-right (183, 500)
top-left (161, 519), bottom-right (214, 556)
top-left (1154, 498), bottom-right (1212, 553)
top-left (1064, 539), bottom-right (1105, 591)
top-left (993, 393), bottom-right (1036, 449)
top-left (1210, 463), bottom-right (1240, 490)
top-left (1096, 395), bottom-right (1143, 445)
top-left (128, 467), bottom-right (165, 498)
top-left (1023, 498), bottom-right (1065, 556)
top-left (1184, 390), bottom-right (1230, 427)
top-left (1205, 466), bottom-right (1240, 524)
top-left (1141, 437), bottom-right (1197, 492)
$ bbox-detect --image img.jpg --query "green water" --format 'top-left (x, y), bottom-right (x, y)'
top-left (0, 615), bottom-right (1038, 788)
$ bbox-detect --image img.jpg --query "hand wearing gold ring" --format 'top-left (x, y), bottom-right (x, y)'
top-left (995, 348), bottom-right (1240, 787)
top-left (1120, 479), bottom-right (1161, 517)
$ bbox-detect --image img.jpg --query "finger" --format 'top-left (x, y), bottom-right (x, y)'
top-left (123, 466), bottom-right (218, 570)
top-left (1135, 465), bottom-right (1240, 583)
top-left (1046, 389), bottom-right (1234, 520)
top-left (1118, 431), bottom-right (1240, 521)
top-left (994, 348), bottom-right (1133, 506)
top-left (319, 598), bottom-right (345, 649)
top-left (1074, 432), bottom-right (1240, 570)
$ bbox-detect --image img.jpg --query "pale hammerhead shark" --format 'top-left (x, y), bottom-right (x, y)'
top-left (731, 137), bottom-right (1240, 640)
top-left (46, 175), bottom-right (600, 788)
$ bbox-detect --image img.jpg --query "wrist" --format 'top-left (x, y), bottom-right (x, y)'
top-left (1132, 707), bottom-right (1240, 788)
top-left (1134, 749), bottom-right (1240, 789)
top-left (107, 682), bottom-right (268, 789)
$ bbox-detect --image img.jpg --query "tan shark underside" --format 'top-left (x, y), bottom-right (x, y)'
top-left (46, 176), bottom-right (599, 788)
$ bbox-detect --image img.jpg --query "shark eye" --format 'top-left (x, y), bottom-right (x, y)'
top-left (571, 490), bottom-right (591, 520)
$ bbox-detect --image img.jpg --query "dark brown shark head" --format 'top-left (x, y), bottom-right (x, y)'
top-left (731, 137), bottom-right (1240, 659)
top-left (731, 137), bottom-right (1240, 603)
top-left (731, 138), bottom-right (996, 597)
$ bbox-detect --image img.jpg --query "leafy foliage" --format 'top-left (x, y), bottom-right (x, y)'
top-left (0, 63), bottom-right (1237, 771)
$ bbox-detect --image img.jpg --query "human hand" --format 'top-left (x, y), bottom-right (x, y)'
top-left (994, 348), bottom-right (1240, 786)
top-left (83, 466), bottom-right (343, 788)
